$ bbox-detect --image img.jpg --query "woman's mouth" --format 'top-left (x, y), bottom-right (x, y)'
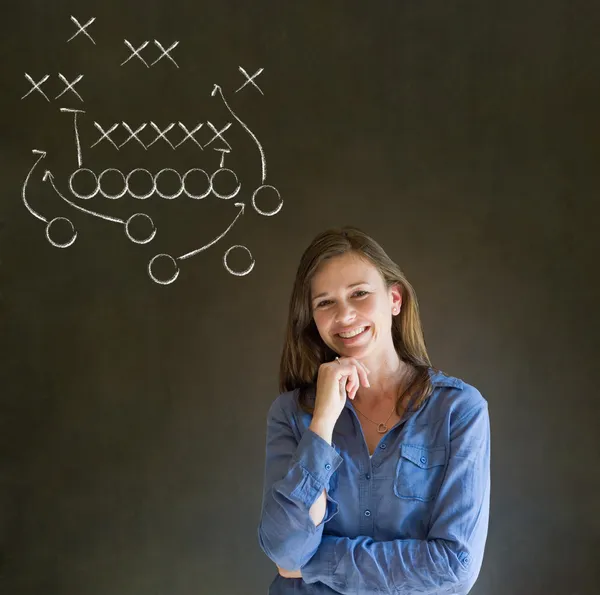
top-left (336, 326), bottom-right (371, 343)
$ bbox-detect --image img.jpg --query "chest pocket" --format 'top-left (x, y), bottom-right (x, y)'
top-left (393, 444), bottom-right (447, 502)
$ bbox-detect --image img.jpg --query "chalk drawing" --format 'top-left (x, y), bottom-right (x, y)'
top-left (175, 122), bottom-right (203, 149)
top-left (151, 40), bottom-right (180, 68)
top-left (21, 74), bottom-right (50, 102)
top-left (55, 73), bottom-right (84, 101)
top-left (91, 122), bottom-right (120, 150)
top-left (21, 150), bottom-right (78, 248)
top-left (21, 48), bottom-right (281, 284)
top-left (119, 122), bottom-right (148, 149)
top-left (204, 121), bottom-right (232, 150)
top-left (121, 40), bottom-right (150, 67)
top-left (212, 84), bottom-right (266, 183)
top-left (67, 16), bottom-right (96, 45)
top-left (235, 67), bottom-right (264, 95)
top-left (61, 108), bottom-right (85, 167)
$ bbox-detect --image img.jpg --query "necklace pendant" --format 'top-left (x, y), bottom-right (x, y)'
top-left (377, 423), bottom-right (387, 433)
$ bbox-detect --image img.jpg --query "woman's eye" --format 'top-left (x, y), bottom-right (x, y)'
top-left (316, 291), bottom-right (369, 308)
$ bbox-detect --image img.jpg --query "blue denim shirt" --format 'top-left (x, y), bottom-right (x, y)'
top-left (257, 368), bottom-right (491, 594)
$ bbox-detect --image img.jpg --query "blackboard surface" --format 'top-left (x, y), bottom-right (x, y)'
top-left (2, 2), bottom-right (599, 594)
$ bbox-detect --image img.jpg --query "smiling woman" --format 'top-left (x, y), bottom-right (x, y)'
top-left (257, 226), bottom-right (491, 595)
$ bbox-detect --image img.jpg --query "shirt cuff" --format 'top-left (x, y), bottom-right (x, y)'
top-left (290, 428), bottom-right (344, 507)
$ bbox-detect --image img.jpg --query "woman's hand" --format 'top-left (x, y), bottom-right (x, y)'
top-left (277, 565), bottom-right (302, 578)
top-left (313, 356), bottom-right (371, 424)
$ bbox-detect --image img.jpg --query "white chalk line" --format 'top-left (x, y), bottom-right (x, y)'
top-left (68, 167), bottom-right (217, 200)
top-left (22, 150), bottom-right (48, 222)
top-left (21, 73), bottom-right (50, 101)
top-left (178, 202), bottom-right (245, 260)
top-left (61, 108), bottom-right (85, 167)
top-left (212, 84), bottom-right (266, 182)
top-left (55, 73), bottom-right (84, 101)
top-left (52, 169), bottom-right (157, 244)
top-left (90, 121), bottom-right (209, 150)
top-left (235, 66), bottom-right (264, 95)
top-left (119, 122), bottom-right (148, 149)
top-left (68, 16), bottom-right (96, 45)
top-left (151, 40), bottom-right (179, 68)
top-left (121, 40), bottom-right (149, 67)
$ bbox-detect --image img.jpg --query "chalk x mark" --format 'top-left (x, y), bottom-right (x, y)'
top-left (151, 40), bottom-right (179, 68)
top-left (175, 122), bottom-right (203, 149)
top-left (119, 122), bottom-right (148, 149)
top-left (204, 121), bottom-right (232, 150)
top-left (148, 122), bottom-right (176, 149)
top-left (21, 74), bottom-right (50, 101)
top-left (55, 73), bottom-right (84, 101)
top-left (91, 122), bottom-right (120, 150)
top-left (68, 16), bottom-right (96, 45)
top-left (212, 84), bottom-right (266, 182)
top-left (235, 67), bottom-right (264, 95)
top-left (121, 40), bottom-right (150, 67)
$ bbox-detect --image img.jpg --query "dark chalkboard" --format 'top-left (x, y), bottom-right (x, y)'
top-left (2, 2), bottom-right (599, 594)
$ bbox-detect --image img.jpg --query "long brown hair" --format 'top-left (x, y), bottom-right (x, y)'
top-left (278, 226), bottom-right (439, 416)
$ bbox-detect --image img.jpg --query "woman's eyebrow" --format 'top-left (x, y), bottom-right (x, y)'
top-left (312, 281), bottom-right (370, 301)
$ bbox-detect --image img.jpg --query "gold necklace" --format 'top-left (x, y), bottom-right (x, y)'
top-left (351, 401), bottom-right (397, 433)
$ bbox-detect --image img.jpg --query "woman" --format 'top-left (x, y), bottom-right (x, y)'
top-left (257, 226), bottom-right (491, 594)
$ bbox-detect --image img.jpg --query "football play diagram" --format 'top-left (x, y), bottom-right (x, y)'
top-left (21, 16), bottom-right (283, 285)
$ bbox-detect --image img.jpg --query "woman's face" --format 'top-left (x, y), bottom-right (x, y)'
top-left (310, 252), bottom-right (401, 358)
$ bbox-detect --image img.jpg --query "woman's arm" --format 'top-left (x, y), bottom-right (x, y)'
top-left (257, 395), bottom-right (343, 571)
top-left (300, 390), bottom-right (491, 595)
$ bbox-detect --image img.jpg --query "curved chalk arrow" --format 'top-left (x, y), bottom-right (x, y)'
top-left (44, 170), bottom-right (157, 245)
top-left (22, 150), bottom-right (49, 222)
top-left (211, 84), bottom-right (266, 183)
top-left (44, 170), bottom-right (124, 223)
top-left (177, 201), bottom-right (246, 260)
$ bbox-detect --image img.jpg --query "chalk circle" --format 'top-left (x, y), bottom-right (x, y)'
top-left (45, 217), bottom-right (77, 248)
top-left (148, 253), bottom-right (180, 285)
top-left (155, 168), bottom-right (184, 200)
top-left (252, 184), bottom-right (283, 216)
top-left (69, 168), bottom-right (99, 200)
top-left (210, 168), bottom-right (240, 200)
top-left (223, 244), bottom-right (255, 277)
top-left (98, 168), bottom-right (128, 200)
top-left (125, 213), bottom-right (157, 244)
top-left (182, 168), bottom-right (211, 199)
top-left (126, 168), bottom-right (156, 200)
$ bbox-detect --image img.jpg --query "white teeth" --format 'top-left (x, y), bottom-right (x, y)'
top-left (339, 326), bottom-right (367, 338)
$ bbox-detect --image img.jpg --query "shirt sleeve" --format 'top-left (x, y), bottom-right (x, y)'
top-left (300, 395), bottom-right (491, 594)
top-left (257, 394), bottom-right (345, 571)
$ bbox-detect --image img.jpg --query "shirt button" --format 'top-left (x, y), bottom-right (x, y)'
top-left (365, 473), bottom-right (370, 480)
top-left (325, 463), bottom-right (331, 470)
top-left (364, 510), bottom-right (371, 516)
top-left (420, 456), bottom-right (427, 464)
top-left (380, 443), bottom-right (387, 449)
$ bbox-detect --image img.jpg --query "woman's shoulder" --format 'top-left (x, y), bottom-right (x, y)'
top-left (427, 367), bottom-right (488, 421)
top-left (266, 384), bottom-right (315, 420)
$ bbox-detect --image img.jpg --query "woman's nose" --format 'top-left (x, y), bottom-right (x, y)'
top-left (335, 303), bottom-right (355, 323)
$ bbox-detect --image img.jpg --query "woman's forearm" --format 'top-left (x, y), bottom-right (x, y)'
top-left (308, 417), bottom-right (334, 527)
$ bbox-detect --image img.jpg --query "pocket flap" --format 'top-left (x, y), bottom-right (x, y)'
top-left (400, 444), bottom-right (446, 469)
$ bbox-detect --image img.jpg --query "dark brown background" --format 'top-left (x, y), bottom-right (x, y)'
top-left (1, 1), bottom-right (599, 594)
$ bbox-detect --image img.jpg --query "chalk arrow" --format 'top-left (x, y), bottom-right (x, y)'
top-left (178, 201), bottom-right (246, 261)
